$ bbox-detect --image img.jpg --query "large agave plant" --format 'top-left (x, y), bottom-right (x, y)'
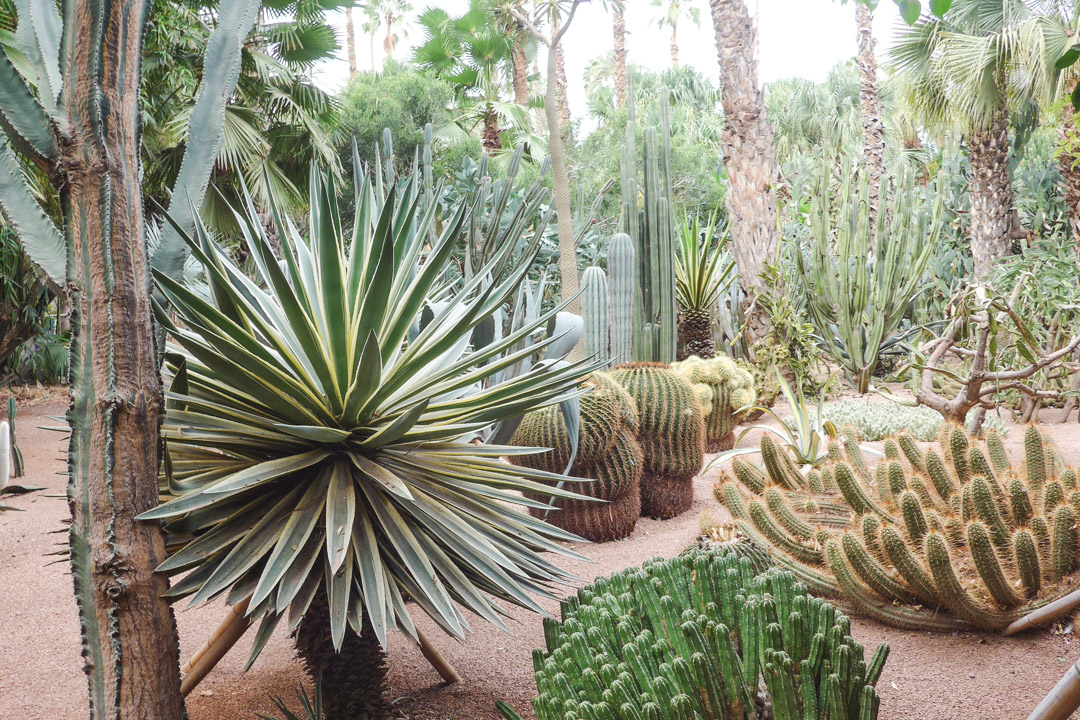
top-left (142, 166), bottom-right (597, 715)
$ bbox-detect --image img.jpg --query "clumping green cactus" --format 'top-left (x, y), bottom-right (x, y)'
top-left (716, 424), bottom-right (1080, 633)
top-left (816, 400), bottom-right (1008, 442)
top-left (510, 373), bottom-right (644, 542)
top-left (611, 362), bottom-right (706, 520)
top-left (672, 354), bottom-right (756, 452)
top-left (501, 549), bottom-right (888, 720)
top-left (581, 267), bottom-right (610, 366)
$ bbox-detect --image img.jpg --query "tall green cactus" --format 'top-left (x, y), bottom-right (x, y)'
top-left (611, 363), bottom-right (705, 519)
top-left (608, 233), bottom-right (635, 365)
top-left (718, 424), bottom-right (1080, 633)
top-left (618, 84), bottom-right (676, 363)
top-left (509, 373), bottom-right (644, 542)
top-left (0, 1), bottom-right (263, 716)
top-left (581, 267), bottom-right (609, 366)
top-left (501, 550), bottom-right (888, 720)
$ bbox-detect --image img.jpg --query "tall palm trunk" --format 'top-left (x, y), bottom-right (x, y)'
top-left (346, 8), bottom-right (358, 79)
top-left (65, 0), bottom-right (185, 717)
top-left (613, 4), bottom-right (628, 109)
top-left (670, 21), bottom-right (679, 68)
top-left (553, 15), bottom-right (571, 128)
top-left (483, 106), bottom-right (502, 153)
top-left (708, 0), bottom-right (780, 348)
top-left (512, 32), bottom-right (529, 106)
top-left (1059, 104), bottom-right (1080, 256)
top-left (856, 2), bottom-right (884, 231)
top-left (968, 108), bottom-right (1015, 280)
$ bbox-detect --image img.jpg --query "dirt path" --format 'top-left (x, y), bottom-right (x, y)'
top-left (2, 395), bottom-right (1079, 720)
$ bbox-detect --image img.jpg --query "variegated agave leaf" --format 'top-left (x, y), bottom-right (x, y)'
top-left (142, 167), bottom-right (599, 661)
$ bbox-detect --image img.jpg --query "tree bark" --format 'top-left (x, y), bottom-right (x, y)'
top-left (553, 18), bottom-right (571, 128)
top-left (512, 32), bottom-right (530, 106)
top-left (346, 7), bottom-right (358, 79)
top-left (1059, 103), bottom-right (1080, 256)
top-left (967, 108), bottom-right (1014, 280)
top-left (670, 22), bottom-right (679, 68)
top-left (62, 1), bottom-right (185, 718)
top-left (613, 4), bottom-right (628, 109)
top-left (856, 2), bottom-right (884, 233)
top-left (709, 0), bottom-right (780, 348)
top-left (482, 106), bottom-right (502, 154)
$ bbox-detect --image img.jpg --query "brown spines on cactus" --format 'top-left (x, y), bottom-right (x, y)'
top-left (509, 374), bottom-right (644, 542)
top-left (611, 363), bottom-right (706, 519)
top-left (294, 586), bottom-right (388, 720)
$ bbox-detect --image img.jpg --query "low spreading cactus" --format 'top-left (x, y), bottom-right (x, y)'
top-left (672, 355), bottom-right (756, 452)
top-left (611, 363), bottom-right (706, 520)
top-left (811, 400), bottom-right (1008, 442)
top-left (501, 550), bottom-right (888, 720)
top-left (717, 424), bottom-right (1080, 632)
top-left (510, 373), bottom-right (644, 542)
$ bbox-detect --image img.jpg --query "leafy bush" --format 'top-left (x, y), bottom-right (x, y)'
top-left (502, 549), bottom-right (889, 720)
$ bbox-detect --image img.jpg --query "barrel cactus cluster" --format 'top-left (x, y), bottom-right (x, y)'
top-left (611, 363), bottom-right (706, 520)
top-left (672, 355), bottom-right (756, 452)
top-left (717, 423), bottom-right (1080, 632)
top-left (505, 550), bottom-right (889, 720)
top-left (510, 373), bottom-right (645, 542)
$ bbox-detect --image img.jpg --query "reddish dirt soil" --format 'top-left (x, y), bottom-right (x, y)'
top-left (3, 392), bottom-right (1080, 720)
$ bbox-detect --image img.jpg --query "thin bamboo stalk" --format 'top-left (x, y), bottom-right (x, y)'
top-left (1004, 588), bottom-right (1080, 637)
top-left (416, 627), bottom-right (460, 684)
top-left (1026, 659), bottom-right (1080, 720)
top-left (180, 598), bottom-right (252, 696)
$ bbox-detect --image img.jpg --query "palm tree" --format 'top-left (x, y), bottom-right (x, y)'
top-left (855, 1), bottom-right (885, 229)
top-left (372, 0), bottom-right (411, 59)
top-left (891, 0), bottom-right (1063, 279)
top-left (708, 0), bottom-right (780, 348)
top-left (360, 4), bottom-right (381, 70)
top-left (613, 1), bottom-right (628, 108)
top-left (552, 7), bottom-right (572, 127)
top-left (652, 0), bottom-right (701, 68)
top-left (346, 7), bottom-right (358, 78)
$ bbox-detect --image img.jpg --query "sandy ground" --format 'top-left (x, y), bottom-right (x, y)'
top-left (3, 393), bottom-right (1080, 720)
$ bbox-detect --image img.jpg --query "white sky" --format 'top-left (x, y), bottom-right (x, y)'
top-left (313, 0), bottom-right (902, 133)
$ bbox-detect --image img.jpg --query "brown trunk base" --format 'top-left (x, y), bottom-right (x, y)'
top-left (641, 472), bottom-right (694, 520)
top-left (706, 432), bottom-right (735, 453)
top-left (530, 480), bottom-right (641, 542)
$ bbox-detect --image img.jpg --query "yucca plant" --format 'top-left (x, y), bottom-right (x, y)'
top-left (675, 212), bottom-right (737, 360)
top-left (142, 167), bottom-right (598, 718)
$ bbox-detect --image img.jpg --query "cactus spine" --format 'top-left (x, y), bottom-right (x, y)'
top-left (581, 267), bottom-right (609, 366)
top-left (713, 424), bottom-right (1080, 633)
top-left (611, 363), bottom-right (705, 519)
top-left (607, 233), bottom-right (635, 365)
top-left (671, 355), bottom-right (755, 452)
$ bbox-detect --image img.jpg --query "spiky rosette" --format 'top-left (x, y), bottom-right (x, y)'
top-left (716, 424), bottom-right (1080, 633)
top-left (141, 168), bottom-right (600, 665)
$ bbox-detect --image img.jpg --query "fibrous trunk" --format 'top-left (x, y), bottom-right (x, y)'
top-left (670, 24), bottom-right (678, 68)
top-left (554, 33), bottom-right (570, 128)
top-left (856, 2), bottom-right (884, 234)
top-left (967, 109), bottom-right (1015, 280)
top-left (512, 32), bottom-right (529, 106)
top-left (544, 32), bottom-right (580, 321)
top-left (346, 8), bottom-right (358, 78)
top-left (1059, 104), bottom-right (1080, 256)
top-left (64, 1), bottom-right (185, 718)
top-left (613, 5), bottom-right (628, 109)
top-left (482, 106), bottom-right (502, 154)
top-left (709, 0), bottom-right (780, 348)
top-left (680, 310), bottom-right (716, 360)
top-left (295, 587), bottom-right (388, 720)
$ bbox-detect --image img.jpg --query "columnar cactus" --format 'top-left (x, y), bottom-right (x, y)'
top-left (716, 424), bottom-right (1080, 633)
top-left (504, 550), bottom-right (888, 720)
top-left (510, 373), bottom-right (644, 541)
top-left (581, 266), bottom-right (610, 366)
top-left (608, 233), bottom-right (635, 366)
top-left (672, 354), bottom-right (756, 452)
top-left (611, 363), bottom-right (705, 519)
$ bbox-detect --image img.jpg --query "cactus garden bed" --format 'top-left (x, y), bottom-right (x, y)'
top-left (2, 390), bottom-right (1080, 720)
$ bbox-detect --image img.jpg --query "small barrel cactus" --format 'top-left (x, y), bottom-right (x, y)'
top-left (718, 423), bottom-right (1080, 633)
top-left (672, 354), bottom-right (756, 452)
top-left (610, 362), bottom-right (705, 520)
top-left (502, 549), bottom-right (888, 720)
top-left (509, 373), bottom-right (644, 542)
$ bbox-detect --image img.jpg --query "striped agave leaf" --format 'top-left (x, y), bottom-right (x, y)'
top-left (141, 166), bottom-right (598, 658)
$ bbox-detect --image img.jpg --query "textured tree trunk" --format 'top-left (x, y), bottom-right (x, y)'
top-left (967, 109), bottom-right (1015, 280)
top-left (482, 106), bottom-right (502, 154)
top-left (554, 39), bottom-right (571, 128)
top-left (546, 39), bottom-right (579, 319)
top-left (512, 32), bottom-right (529, 106)
top-left (1059, 104), bottom-right (1080, 256)
top-left (531, 56), bottom-right (545, 132)
top-left (709, 0), bottom-right (780, 348)
top-left (613, 4), bottom-right (628, 109)
top-left (670, 22), bottom-right (679, 68)
top-left (383, 15), bottom-right (395, 59)
top-left (856, 2), bottom-right (885, 233)
top-left (63, 1), bottom-right (185, 718)
top-left (346, 8), bottom-right (358, 79)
